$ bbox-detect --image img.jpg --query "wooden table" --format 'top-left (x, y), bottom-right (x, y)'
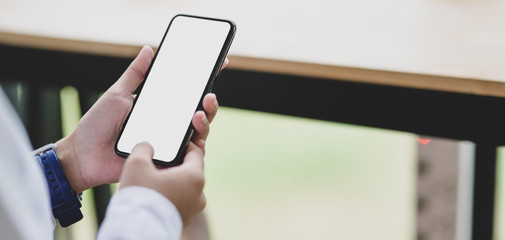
top-left (1, 0), bottom-right (504, 239)
top-left (1, 0), bottom-right (504, 95)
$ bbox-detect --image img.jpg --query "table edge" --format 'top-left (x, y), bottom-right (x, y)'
top-left (2, 31), bottom-right (504, 98)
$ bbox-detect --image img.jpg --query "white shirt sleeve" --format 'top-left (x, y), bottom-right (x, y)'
top-left (0, 87), bottom-right (53, 240)
top-left (97, 186), bottom-right (183, 240)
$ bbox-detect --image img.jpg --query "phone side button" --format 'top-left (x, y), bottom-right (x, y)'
top-left (186, 129), bottom-right (195, 146)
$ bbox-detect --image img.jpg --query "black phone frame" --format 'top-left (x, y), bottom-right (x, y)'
top-left (114, 14), bottom-right (236, 166)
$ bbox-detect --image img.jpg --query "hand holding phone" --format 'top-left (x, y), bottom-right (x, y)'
top-left (115, 14), bottom-right (236, 166)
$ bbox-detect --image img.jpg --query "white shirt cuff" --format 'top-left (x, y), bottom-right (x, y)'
top-left (97, 186), bottom-right (182, 240)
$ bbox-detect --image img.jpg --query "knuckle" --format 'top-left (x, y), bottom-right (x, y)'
top-left (128, 64), bottom-right (146, 81)
top-left (199, 196), bottom-right (207, 211)
top-left (187, 170), bottom-right (205, 190)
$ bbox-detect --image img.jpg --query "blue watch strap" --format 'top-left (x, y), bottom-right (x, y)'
top-left (34, 145), bottom-right (83, 227)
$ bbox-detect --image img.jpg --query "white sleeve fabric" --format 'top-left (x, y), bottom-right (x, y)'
top-left (0, 87), bottom-right (53, 240)
top-left (97, 186), bottom-right (183, 240)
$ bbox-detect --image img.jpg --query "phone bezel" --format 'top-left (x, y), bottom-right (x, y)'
top-left (114, 14), bottom-right (236, 166)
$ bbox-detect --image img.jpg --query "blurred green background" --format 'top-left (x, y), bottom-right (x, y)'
top-left (204, 107), bottom-right (416, 240)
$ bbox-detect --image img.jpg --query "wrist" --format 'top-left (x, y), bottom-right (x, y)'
top-left (55, 137), bottom-right (86, 193)
top-left (33, 143), bottom-right (83, 227)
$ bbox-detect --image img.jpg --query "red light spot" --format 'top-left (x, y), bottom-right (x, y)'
top-left (417, 138), bottom-right (432, 145)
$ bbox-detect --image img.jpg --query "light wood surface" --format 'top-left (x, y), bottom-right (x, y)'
top-left (0, 0), bottom-right (504, 97)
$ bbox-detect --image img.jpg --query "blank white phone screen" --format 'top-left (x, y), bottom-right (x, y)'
top-left (117, 16), bottom-right (232, 163)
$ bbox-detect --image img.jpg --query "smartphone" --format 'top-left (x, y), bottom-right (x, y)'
top-left (115, 14), bottom-right (236, 166)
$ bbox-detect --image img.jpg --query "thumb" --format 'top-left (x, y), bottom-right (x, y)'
top-left (110, 46), bottom-right (154, 97)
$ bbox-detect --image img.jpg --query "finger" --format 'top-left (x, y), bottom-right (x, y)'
top-left (183, 193), bottom-right (207, 227)
top-left (198, 193), bottom-right (207, 212)
top-left (193, 139), bottom-right (206, 153)
top-left (125, 142), bottom-right (155, 170)
top-left (110, 46), bottom-right (154, 96)
top-left (193, 193), bottom-right (207, 218)
top-left (220, 57), bottom-right (229, 70)
top-left (202, 93), bottom-right (219, 123)
top-left (119, 142), bottom-right (155, 189)
top-left (180, 142), bottom-right (205, 173)
top-left (192, 111), bottom-right (210, 142)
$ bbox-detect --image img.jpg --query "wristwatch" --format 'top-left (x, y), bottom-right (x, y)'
top-left (33, 144), bottom-right (83, 227)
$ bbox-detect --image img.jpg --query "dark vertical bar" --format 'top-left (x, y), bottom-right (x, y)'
top-left (25, 84), bottom-right (42, 147)
top-left (472, 143), bottom-right (497, 240)
top-left (0, 82), bottom-right (18, 102)
top-left (0, 81), bottom-right (28, 123)
top-left (93, 185), bottom-right (111, 225)
top-left (24, 85), bottom-right (63, 148)
top-left (79, 90), bottom-right (111, 225)
top-left (10, 83), bottom-right (61, 147)
top-left (38, 86), bottom-right (63, 145)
